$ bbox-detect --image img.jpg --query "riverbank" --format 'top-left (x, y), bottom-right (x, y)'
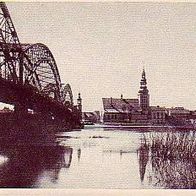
top-left (84, 123), bottom-right (196, 130)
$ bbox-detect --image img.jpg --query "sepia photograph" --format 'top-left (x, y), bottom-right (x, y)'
top-left (0, 0), bottom-right (195, 193)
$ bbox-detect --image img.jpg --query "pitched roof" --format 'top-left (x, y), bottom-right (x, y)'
top-left (102, 98), bottom-right (139, 113)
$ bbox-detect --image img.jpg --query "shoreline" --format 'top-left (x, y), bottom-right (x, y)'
top-left (84, 123), bottom-right (196, 130)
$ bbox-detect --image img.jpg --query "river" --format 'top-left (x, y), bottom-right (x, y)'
top-left (0, 127), bottom-right (195, 189)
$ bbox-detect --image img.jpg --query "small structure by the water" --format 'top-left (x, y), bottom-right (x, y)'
top-left (82, 111), bottom-right (101, 124)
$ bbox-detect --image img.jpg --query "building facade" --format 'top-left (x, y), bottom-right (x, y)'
top-left (102, 69), bottom-right (152, 124)
top-left (150, 106), bottom-right (166, 124)
top-left (102, 97), bottom-right (140, 123)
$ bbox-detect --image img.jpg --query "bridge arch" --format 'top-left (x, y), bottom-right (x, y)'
top-left (22, 43), bottom-right (62, 101)
top-left (61, 83), bottom-right (73, 106)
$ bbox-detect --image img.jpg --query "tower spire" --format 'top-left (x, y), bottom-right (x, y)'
top-left (138, 69), bottom-right (149, 110)
top-left (142, 68), bottom-right (146, 78)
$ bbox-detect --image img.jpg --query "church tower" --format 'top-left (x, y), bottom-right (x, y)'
top-left (138, 69), bottom-right (150, 111)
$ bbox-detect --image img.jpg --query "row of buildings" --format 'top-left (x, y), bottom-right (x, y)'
top-left (0, 69), bottom-right (195, 127)
top-left (101, 69), bottom-right (196, 126)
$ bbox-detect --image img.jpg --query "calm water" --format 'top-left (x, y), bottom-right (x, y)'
top-left (0, 127), bottom-right (195, 189)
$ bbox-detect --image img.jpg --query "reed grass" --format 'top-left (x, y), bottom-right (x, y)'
top-left (142, 131), bottom-right (196, 188)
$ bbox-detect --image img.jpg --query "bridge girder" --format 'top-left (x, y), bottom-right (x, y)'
top-left (22, 43), bottom-right (62, 102)
top-left (0, 3), bottom-right (62, 103)
top-left (0, 2), bottom-right (80, 124)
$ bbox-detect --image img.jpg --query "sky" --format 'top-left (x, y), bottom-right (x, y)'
top-left (2, 2), bottom-right (196, 111)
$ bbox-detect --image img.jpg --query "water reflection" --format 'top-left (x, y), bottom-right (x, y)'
top-left (0, 142), bottom-right (73, 188)
top-left (0, 127), bottom-right (195, 189)
top-left (77, 148), bottom-right (81, 162)
top-left (137, 137), bottom-right (149, 183)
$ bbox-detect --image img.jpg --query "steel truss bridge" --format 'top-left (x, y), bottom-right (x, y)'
top-left (0, 2), bottom-right (81, 128)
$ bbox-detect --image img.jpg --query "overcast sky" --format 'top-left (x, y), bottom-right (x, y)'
top-left (4, 2), bottom-right (196, 111)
